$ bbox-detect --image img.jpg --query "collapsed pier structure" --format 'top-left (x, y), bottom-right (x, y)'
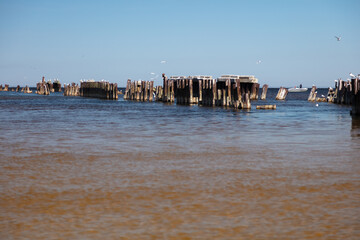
top-left (307, 73), bottom-right (360, 116)
top-left (80, 80), bottom-right (118, 100)
top-left (124, 74), bottom-right (263, 109)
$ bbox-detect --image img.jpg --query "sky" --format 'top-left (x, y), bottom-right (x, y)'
top-left (0, 0), bottom-right (359, 88)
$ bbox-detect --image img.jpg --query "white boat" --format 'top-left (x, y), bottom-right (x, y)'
top-left (288, 84), bottom-right (308, 92)
top-left (288, 87), bottom-right (308, 92)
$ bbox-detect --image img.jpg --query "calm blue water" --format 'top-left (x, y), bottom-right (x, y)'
top-left (1, 89), bottom-right (359, 239)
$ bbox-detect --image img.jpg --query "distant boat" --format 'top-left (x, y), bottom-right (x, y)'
top-left (288, 84), bottom-right (308, 92)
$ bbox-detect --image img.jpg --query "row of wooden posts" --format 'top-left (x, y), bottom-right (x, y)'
top-left (35, 77), bottom-right (62, 95)
top-left (0, 84), bottom-right (32, 93)
top-left (124, 74), bottom-right (275, 109)
top-left (4, 74), bottom-right (360, 115)
top-left (306, 75), bottom-right (360, 116)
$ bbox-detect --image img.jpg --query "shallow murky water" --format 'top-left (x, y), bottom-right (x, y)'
top-left (1, 89), bottom-right (359, 239)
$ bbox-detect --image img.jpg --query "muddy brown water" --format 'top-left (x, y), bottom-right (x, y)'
top-left (1, 90), bottom-right (359, 239)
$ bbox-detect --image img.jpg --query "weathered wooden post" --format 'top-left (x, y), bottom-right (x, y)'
top-left (189, 78), bottom-right (193, 104)
top-left (124, 79), bottom-right (131, 100)
top-left (163, 74), bottom-right (168, 102)
top-left (234, 79), bottom-right (242, 108)
top-left (327, 87), bottom-right (335, 102)
top-left (3, 84), bottom-right (9, 92)
top-left (345, 81), bottom-right (352, 105)
top-left (242, 92), bottom-right (251, 109)
top-left (149, 81), bottom-right (154, 101)
top-left (261, 84), bottom-right (268, 100)
top-left (250, 83), bottom-right (259, 100)
top-left (276, 87), bottom-right (288, 100)
top-left (351, 77), bottom-right (360, 116)
top-left (170, 79), bottom-right (175, 102)
top-left (256, 105), bottom-right (276, 110)
top-left (198, 79), bottom-right (202, 103)
top-left (24, 85), bottom-right (32, 93)
top-left (226, 78), bottom-right (231, 106)
top-left (307, 86), bottom-right (317, 102)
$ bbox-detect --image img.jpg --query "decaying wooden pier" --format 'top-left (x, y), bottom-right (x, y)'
top-left (330, 79), bottom-right (353, 105)
top-left (64, 83), bottom-right (80, 96)
top-left (80, 81), bottom-right (118, 100)
top-left (36, 77), bottom-right (50, 95)
top-left (124, 73), bottom-right (261, 109)
top-left (50, 79), bottom-right (62, 92)
top-left (123, 79), bottom-right (154, 101)
top-left (0, 84), bottom-right (9, 91)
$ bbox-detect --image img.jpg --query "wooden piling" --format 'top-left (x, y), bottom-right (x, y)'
top-left (64, 83), bottom-right (80, 96)
top-left (261, 84), bottom-right (268, 100)
top-left (256, 105), bottom-right (276, 110)
top-left (250, 83), bottom-right (259, 100)
top-left (124, 79), bottom-right (131, 100)
top-left (307, 86), bottom-right (317, 102)
top-left (124, 80), bottom-right (155, 102)
top-left (275, 87), bottom-right (288, 100)
top-left (149, 81), bottom-right (154, 102)
top-left (351, 77), bottom-right (360, 116)
top-left (156, 85), bottom-right (163, 101)
top-left (22, 85), bottom-right (32, 93)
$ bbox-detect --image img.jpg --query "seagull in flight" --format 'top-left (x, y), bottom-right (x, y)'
top-left (350, 72), bottom-right (355, 78)
top-left (256, 60), bottom-right (262, 64)
top-left (335, 36), bottom-right (341, 41)
top-left (160, 60), bottom-right (166, 64)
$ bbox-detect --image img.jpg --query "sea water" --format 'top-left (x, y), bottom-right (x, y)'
top-left (0, 89), bottom-right (359, 239)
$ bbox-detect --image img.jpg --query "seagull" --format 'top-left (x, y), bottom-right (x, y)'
top-left (335, 36), bottom-right (341, 41)
top-left (160, 60), bottom-right (166, 64)
top-left (256, 60), bottom-right (262, 64)
top-left (349, 72), bottom-right (355, 78)
top-left (150, 72), bottom-right (155, 75)
top-left (321, 94), bottom-right (325, 98)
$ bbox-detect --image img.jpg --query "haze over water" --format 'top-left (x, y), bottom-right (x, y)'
top-left (1, 89), bottom-right (360, 239)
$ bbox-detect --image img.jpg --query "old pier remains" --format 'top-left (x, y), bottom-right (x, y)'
top-left (64, 83), bottom-right (80, 96)
top-left (123, 79), bottom-right (154, 101)
top-left (36, 77), bottom-right (50, 95)
top-left (21, 85), bottom-right (32, 93)
top-left (0, 84), bottom-right (9, 91)
top-left (80, 80), bottom-right (118, 100)
top-left (124, 73), bottom-right (260, 109)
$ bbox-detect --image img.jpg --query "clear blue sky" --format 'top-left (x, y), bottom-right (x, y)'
top-left (0, 0), bottom-right (359, 87)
